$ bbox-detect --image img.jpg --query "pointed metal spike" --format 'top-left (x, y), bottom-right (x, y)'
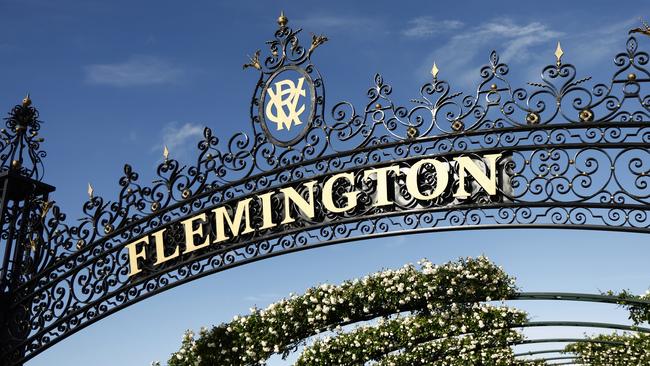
top-left (554, 41), bottom-right (564, 63)
top-left (277, 11), bottom-right (288, 28)
top-left (22, 93), bottom-right (32, 107)
top-left (87, 183), bottom-right (94, 199)
top-left (163, 145), bottom-right (169, 160)
top-left (431, 62), bottom-right (439, 79)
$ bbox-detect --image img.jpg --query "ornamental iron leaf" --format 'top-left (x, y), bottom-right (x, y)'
top-left (2, 18), bottom-right (650, 366)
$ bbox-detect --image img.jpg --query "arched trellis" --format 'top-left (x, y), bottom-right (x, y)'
top-left (1, 14), bottom-right (650, 366)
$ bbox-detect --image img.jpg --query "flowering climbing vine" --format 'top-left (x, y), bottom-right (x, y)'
top-left (167, 256), bottom-right (518, 365)
top-left (565, 333), bottom-right (650, 365)
top-left (603, 289), bottom-right (650, 325)
top-left (295, 305), bottom-right (526, 365)
top-left (166, 256), bottom-right (650, 366)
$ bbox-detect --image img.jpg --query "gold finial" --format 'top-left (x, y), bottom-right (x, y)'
top-left (87, 183), bottom-right (94, 199)
top-left (163, 145), bottom-right (169, 161)
top-left (41, 200), bottom-right (54, 219)
top-left (554, 41), bottom-right (564, 64)
top-left (277, 11), bottom-right (288, 28)
top-left (243, 50), bottom-right (262, 70)
top-left (431, 62), bottom-right (439, 79)
top-left (22, 93), bottom-right (32, 107)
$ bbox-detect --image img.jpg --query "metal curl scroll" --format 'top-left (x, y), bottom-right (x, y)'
top-left (2, 21), bottom-right (650, 366)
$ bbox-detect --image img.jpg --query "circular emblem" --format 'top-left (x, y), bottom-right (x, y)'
top-left (259, 65), bottom-right (315, 147)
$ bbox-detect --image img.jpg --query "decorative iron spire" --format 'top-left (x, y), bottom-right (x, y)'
top-left (431, 62), bottom-right (439, 79)
top-left (277, 11), bottom-right (288, 28)
top-left (0, 95), bottom-right (46, 180)
top-left (554, 41), bottom-right (564, 66)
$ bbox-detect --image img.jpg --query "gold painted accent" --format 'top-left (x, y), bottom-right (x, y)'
top-left (363, 166), bottom-right (401, 207)
top-left (280, 181), bottom-right (317, 224)
top-left (213, 198), bottom-right (254, 243)
top-left (490, 84), bottom-right (498, 90)
top-left (29, 239), bottom-right (37, 251)
top-left (266, 78), bottom-right (306, 131)
top-left (431, 62), bottom-right (439, 79)
top-left (579, 109), bottom-right (594, 122)
top-left (11, 160), bottom-right (21, 169)
top-left (152, 228), bottom-right (179, 265)
top-left (407, 159), bottom-right (449, 200)
top-left (87, 183), bottom-right (94, 199)
top-left (182, 213), bottom-right (211, 253)
top-left (125, 237), bottom-right (148, 276)
top-left (322, 173), bottom-right (358, 213)
top-left (375, 103), bottom-right (382, 109)
top-left (41, 200), bottom-right (54, 219)
top-left (308, 34), bottom-right (328, 56)
top-left (454, 154), bottom-right (501, 198)
top-left (451, 119), bottom-right (464, 132)
top-left (182, 189), bottom-right (191, 199)
top-left (104, 224), bottom-right (114, 234)
top-left (628, 73), bottom-right (637, 81)
top-left (277, 11), bottom-right (288, 28)
top-left (554, 41), bottom-right (564, 64)
top-left (76, 239), bottom-right (85, 250)
top-left (151, 201), bottom-right (160, 212)
top-left (257, 191), bottom-right (276, 230)
top-left (406, 126), bottom-right (419, 139)
top-left (22, 93), bottom-right (32, 107)
top-left (163, 145), bottom-right (169, 161)
top-left (125, 153), bottom-right (507, 275)
top-left (243, 50), bottom-right (262, 71)
top-left (526, 112), bottom-right (540, 125)
top-left (629, 18), bottom-right (650, 36)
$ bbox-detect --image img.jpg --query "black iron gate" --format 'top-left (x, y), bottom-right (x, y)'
top-left (1, 14), bottom-right (649, 365)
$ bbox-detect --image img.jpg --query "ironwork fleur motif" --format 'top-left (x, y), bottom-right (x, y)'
top-left (0, 95), bottom-right (46, 180)
top-left (3, 15), bottom-right (650, 365)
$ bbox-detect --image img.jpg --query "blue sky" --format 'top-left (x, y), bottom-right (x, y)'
top-left (2, 0), bottom-right (650, 365)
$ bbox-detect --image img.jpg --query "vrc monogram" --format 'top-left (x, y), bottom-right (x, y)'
top-left (266, 77), bottom-right (306, 131)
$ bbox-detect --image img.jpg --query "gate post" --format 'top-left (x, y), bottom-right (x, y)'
top-left (0, 96), bottom-right (55, 366)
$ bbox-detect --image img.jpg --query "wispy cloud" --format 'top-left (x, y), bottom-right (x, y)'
top-left (420, 18), bottom-right (563, 89)
top-left (402, 17), bottom-right (463, 38)
top-left (418, 17), bottom-right (639, 90)
top-left (568, 18), bottom-right (637, 68)
top-left (295, 15), bottom-right (379, 35)
top-left (84, 56), bottom-right (184, 87)
top-left (153, 122), bottom-right (204, 160)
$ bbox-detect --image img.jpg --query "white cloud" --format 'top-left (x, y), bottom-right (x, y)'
top-left (402, 17), bottom-right (463, 38)
top-left (84, 56), bottom-right (184, 87)
top-left (153, 122), bottom-right (204, 159)
top-left (567, 18), bottom-right (637, 68)
top-left (420, 18), bottom-right (563, 89)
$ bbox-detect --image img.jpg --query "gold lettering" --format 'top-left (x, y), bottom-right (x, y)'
top-left (182, 213), bottom-right (210, 254)
top-left (323, 172), bottom-right (359, 213)
top-left (453, 153), bottom-right (502, 198)
top-left (213, 198), bottom-right (254, 243)
top-left (280, 181), bottom-right (317, 224)
top-left (406, 159), bottom-right (449, 200)
top-left (258, 191), bottom-right (276, 230)
top-left (126, 236), bottom-right (148, 277)
top-left (152, 228), bottom-right (179, 265)
top-left (363, 165), bottom-right (400, 207)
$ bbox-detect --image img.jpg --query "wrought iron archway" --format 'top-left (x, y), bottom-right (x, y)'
top-left (1, 14), bottom-right (650, 365)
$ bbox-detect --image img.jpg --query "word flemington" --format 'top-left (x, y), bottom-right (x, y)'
top-left (126, 153), bottom-right (503, 276)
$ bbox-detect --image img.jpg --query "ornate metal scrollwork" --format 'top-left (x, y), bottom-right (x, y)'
top-left (1, 16), bottom-right (650, 366)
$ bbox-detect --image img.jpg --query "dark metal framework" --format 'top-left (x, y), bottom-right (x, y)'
top-left (1, 17), bottom-right (650, 365)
